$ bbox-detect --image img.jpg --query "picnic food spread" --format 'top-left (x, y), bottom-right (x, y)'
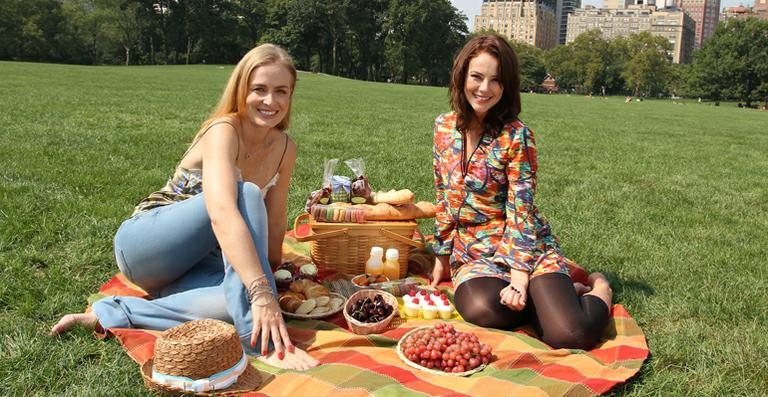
top-left (288, 157), bottom-right (494, 372)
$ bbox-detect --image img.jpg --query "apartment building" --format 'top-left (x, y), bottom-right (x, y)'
top-left (474, 0), bottom-right (559, 49)
top-left (566, 5), bottom-right (695, 63)
top-left (754, 0), bottom-right (768, 19)
top-left (676, 0), bottom-right (721, 48)
top-left (566, 6), bottom-right (654, 42)
top-left (721, 5), bottom-right (754, 20)
top-left (650, 8), bottom-right (696, 63)
top-left (556, 0), bottom-right (582, 44)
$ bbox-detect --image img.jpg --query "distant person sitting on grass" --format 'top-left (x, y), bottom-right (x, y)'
top-left (429, 34), bottom-right (613, 350)
top-left (50, 44), bottom-right (319, 371)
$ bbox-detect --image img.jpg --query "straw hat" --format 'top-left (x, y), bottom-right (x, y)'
top-left (141, 319), bottom-right (260, 396)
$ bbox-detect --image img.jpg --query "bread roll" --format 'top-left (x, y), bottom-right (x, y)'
top-left (289, 278), bottom-right (314, 294)
top-left (329, 297), bottom-right (344, 311)
top-left (278, 291), bottom-right (304, 313)
top-left (309, 306), bottom-right (329, 316)
top-left (295, 298), bottom-right (317, 315)
top-left (315, 296), bottom-right (331, 307)
top-left (372, 189), bottom-right (415, 205)
top-left (304, 284), bottom-right (330, 299)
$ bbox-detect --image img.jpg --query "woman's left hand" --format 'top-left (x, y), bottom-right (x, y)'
top-left (500, 270), bottom-right (529, 311)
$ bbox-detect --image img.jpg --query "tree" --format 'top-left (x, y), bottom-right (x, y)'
top-left (107, 1), bottom-right (145, 65)
top-left (512, 41), bottom-right (546, 91)
top-left (619, 31), bottom-right (672, 97)
top-left (343, 0), bottom-right (388, 80)
top-left (688, 18), bottom-right (768, 107)
top-left (544, 44), bottom-right (577, 91)
top-left (232, 0), bottom-right (267, 45)
top-left (384, 0), bottom-right (466, 85)
top-left (544, 30), bottom-right (617, 94)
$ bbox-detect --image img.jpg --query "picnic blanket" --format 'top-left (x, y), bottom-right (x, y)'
top-left (91, 232), bottom-right (648, 396)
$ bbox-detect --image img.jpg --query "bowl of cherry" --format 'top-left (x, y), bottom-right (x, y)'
top-left (343, 289), bottom-right (398, 335)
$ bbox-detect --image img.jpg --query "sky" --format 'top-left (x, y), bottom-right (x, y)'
top-left (449, 0), bottom-right (756, 31)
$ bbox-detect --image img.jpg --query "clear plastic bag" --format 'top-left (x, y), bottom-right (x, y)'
top-left (345, 158), bottom-right (372, 204)
top-left (304, 158), bottom-right (337, 212)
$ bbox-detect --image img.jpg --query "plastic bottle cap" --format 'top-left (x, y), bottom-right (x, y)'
top-left (370, 246), bottom-right (384, 257)
top-left (385, 248), bottom-right (399, 260)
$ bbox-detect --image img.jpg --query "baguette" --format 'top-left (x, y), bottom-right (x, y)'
top-left (358, 201), bottom-right (436, 221)
top-left (372, 189), bottom-right (415, 205)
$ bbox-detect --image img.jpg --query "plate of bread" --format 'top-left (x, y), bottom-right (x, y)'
top-left (279, 278), bottom-right (346, 319)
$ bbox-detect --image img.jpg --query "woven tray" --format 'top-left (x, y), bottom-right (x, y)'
top-left (396, 327), bottom-right (487, 377)
top-left (281, 292), bottom-right (345, 320)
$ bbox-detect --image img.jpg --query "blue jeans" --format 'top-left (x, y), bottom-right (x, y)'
top-left (92, 182), bottom-right (275, 355)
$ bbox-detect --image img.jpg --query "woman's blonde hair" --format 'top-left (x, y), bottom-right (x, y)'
top-left (192, 44), bottom-right (296, 143)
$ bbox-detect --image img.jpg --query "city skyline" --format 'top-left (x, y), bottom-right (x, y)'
top-left (450, 0), bottom-right (756, 30)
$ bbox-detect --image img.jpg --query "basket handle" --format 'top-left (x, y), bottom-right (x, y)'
top-left (293, 213), bottom-right (350, 242)
top-left (379, 228), bottom-right (424, 248)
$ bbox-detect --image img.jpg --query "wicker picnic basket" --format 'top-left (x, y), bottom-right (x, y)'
top-left (293, 213), bottom-right (423, 278)
top-left (343, 289), bottom-right (399, 335)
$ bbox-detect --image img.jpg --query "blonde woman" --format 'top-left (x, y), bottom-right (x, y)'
top-left (51, 44), bottom-right (319, 371)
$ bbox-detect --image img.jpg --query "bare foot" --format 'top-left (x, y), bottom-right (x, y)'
top-left (256, 347), bottom-right (319, 371)
top-left (573, 282), bottom-right (591, 295)
top-left (584, 272), bottom-right (613, 308)
top-left (49, 312), bottom-right (98, 336)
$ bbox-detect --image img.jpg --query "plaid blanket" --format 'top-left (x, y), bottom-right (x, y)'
top-left (91, 232), bottom-right (648, 396)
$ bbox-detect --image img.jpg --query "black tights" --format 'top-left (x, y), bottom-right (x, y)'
top-left (454, 273), bottom-right (609, 350)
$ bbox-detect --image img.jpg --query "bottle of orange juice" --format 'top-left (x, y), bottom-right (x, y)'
top-left (365, 246), bottom-right (384, 276)
top-left (383, 248), bottom-right (400, 280)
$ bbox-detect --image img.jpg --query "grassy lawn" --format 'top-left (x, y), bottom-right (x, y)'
top-left (1, 61), bottom-right (766, 395)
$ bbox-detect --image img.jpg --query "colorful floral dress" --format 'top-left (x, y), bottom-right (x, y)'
top-left (432, 112), bottom-right (574, 287)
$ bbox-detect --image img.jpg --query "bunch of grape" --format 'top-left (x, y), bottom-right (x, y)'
top-left (400, 322), bottom-right (494, 373)
top-left (349, 294), bottom-right (393, 323)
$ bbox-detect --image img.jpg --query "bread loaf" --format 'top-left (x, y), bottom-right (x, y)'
top-left (357, 201), bottom-right (436, 221)
top-left (278, 291), bottom-right (304, 313)
top-left (372, 189), bottom-right (415, 205)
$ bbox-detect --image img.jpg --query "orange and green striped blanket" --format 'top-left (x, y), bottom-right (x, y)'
top-left (91, 232), bottom-right (648, 396)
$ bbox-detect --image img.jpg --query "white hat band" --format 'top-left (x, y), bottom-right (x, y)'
top-left (151, 352), bottom-right (248, 393)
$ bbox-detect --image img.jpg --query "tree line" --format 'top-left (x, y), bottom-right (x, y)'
top-left (505, 18), bottom-right (768, 107)
top-left (2, 1), bottom-right (766, 105)
top-left (0, 0), bottom-right (466, 86)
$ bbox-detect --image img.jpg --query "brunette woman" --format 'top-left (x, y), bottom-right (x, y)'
top-left (430, 35), bottom-right (612, 349)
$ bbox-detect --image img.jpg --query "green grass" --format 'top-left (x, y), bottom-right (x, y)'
top-left (1, 61), bottom-right (767, 395)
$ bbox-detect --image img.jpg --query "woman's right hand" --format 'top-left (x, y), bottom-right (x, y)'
top-left (500, 269), bottom-right (529, 311)
top-left (250, 295), bottom-right (293, 359)
top-left (429, 256), bottom-right (451, 288)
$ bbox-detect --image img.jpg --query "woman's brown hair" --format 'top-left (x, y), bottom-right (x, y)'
top-left (449, 35), bottom-right (521, 136)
